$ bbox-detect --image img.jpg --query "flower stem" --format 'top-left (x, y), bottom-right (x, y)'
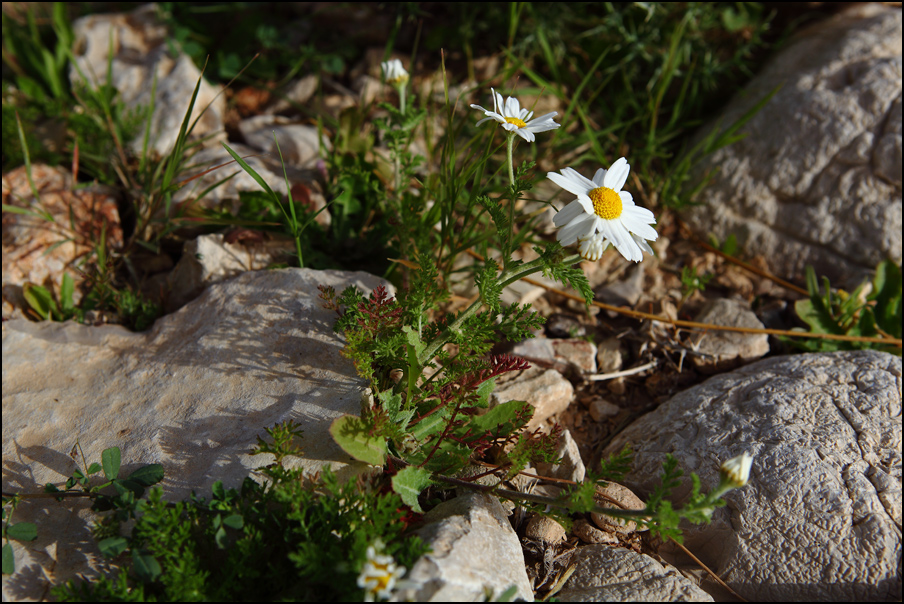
top-left (505, 132), bottom-right (515, 189)
top-left (398, 83), bottom-right (407, 116)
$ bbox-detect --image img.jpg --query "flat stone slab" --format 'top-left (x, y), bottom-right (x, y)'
top-left (604, 350), bottom-right (902, 601)
top-left (2, 268), bottom-right (386, 600)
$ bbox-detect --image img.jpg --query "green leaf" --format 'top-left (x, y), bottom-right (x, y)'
top-left (22, 283), bottom-right (56, 320)
top-left (329, 415), bottom-right (386, 466)
top-left (98, 536), bottom-right (128, 558)
top-left (101, 447), bottom-right (121, 480)
top-left (59, 273), bottom-right (74, 314)
top-left (6, 522), bottom-right (37, 542)
top-left (86, 463), bottom-right (102, 475)
top-left (871, 260), bottom-right (902, 338)
top-left (2, 543), bottom-right (13, 575)
top-left (223, 514), bottom-right (244, 530)
top-left (214, 526), bottom-right (228, 549)
top-left (470, 400), bottom-right (531, 434)
top-left (132, 551), bottom-right (162, 582)
top-left (391, 466), bottom-right (432, 513)
top-left (126, 464), bottom-right (164, 487)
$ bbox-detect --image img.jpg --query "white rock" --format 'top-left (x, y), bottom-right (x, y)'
top-left (70, 5), bottom-right (225, 156)
top-left (165, 233), bottom-right (294, 311)
top-left (604, 350), bottom-right (902, 601)
top-left (687, 298), bottom-right (770, 373)
top-left (490, 366), bottom-right (574, 430)
top-left (683, 4), bottom-right (902, 286)
top-left (535, 428), bottom-right (586, 483)
top-left (556, 544), bottom-right (713, 602)
top-left (397, 492), bottom-right (533, 602)
top-left (2, 268), bottom-right (387, 601)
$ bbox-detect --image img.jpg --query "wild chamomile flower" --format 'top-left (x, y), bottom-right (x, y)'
top-left (470, 88), bottom-right (560, 143)
top-left (720, 452), bottom-right (754, 489)
top-left (381, 59), bottom-right (409, 86)
top-left (548, 158), bottom-right (658, 263)
top-left (357, 543), bottom-right (406, 602)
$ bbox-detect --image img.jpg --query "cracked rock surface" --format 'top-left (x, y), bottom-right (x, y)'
top-left (605, 350), bottom-right (902, 601)
top-left (683, 4), bottom-right (902, 287)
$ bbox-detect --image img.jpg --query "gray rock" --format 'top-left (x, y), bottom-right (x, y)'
top-left (70, 5), bottom-right (225, 156)
top-left (535, 428), bottom-right (586, 483)
top-left (490, 366), bottom-right (574, 430)
top-left (682, 4), bottom-right (902, 286)
top-left (596, 337), bottom-right (624, 374)
top-left (604, 350), bottom-right (902, 601)
top-left (164, 233), bottom-right (294, 311)
top-left (687, 298), bottom-right (770, 373)
top-left (397, 492), bottom-right (533, 602)
top-left (237, 115), bottom-right (330, 169)
top-left (1, 268), bottom-right (386, 601)
top-left (556, 545), bottom-right (713, 602)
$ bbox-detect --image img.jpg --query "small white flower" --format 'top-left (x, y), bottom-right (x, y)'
top-left (357, 544), bottom-right (406, 602)
top-left (381, 59), bottom-right (409, 86)
top-left (548, 158), bottom-right (657, 262)
top-left (470, 88), bottom-right (560, 143)
top-left (720, 452), bottom-right (754, 488)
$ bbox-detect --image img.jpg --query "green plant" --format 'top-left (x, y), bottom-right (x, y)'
top-left (680, 265), bottom-right (713, 301)
top-left (788, 261), bottom-right (902, 353)
top-left (45, 423), bottom-right (427, 602)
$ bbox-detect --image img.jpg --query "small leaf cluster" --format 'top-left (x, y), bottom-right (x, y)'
top-left (50, 423), bottom-right (427, 601)
top-left (789, 261), bottom-right (902, 354)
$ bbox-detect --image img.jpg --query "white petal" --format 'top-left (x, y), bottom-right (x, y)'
top-left (557, 213), bottom-right (596, 246)
top-left (493, 89), bottom-right (503, 113)
top-left (632, 234), bottom-right (654, 256)
top-left (603, 157), bottom-right (630, 191)
top-left (516, 128), bottom-right (535, 142)
top-left (578, 235), bottom-right (609, 261)
top-left (504, 95), bottom-right (521, 117)
top-left (553, 199), bottom-right (588, 227)
top-left (619, 190), bottom-right (634, 207)
top-left (548, 171), bottom-right (590, 197)
top-left (592, 168), bottom-right (607, 186)
top-left (609, 220), bottom-right (643, 262)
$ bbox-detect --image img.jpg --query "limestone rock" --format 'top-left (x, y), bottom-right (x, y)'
top-left (535, 428), bottom-right (586, 483)
top-left (604, 350), bottom-right (902, 601)
top-left (687, 298), bottom-right (770, 373)
top-left (556, 545), bottom-right (713, 602)
top-left (490, 366), bottom-right (574, 430)
top-left (2, 268), bottom-right (386, 601)
top-left (552, 339), bottom-right (598, 374)
top-left (591, 482), bottom-right (647, 535)
top-left (524, 515), bottom-right (567, 544)
top-left (682, 4), bottom-right (902, 286)
top-left (595, 337), bottom-right (624, 374)
top-left (237, 115), bottom-right (331, 169)
top-left (164, 233), bottom-right (295, 311)
top-left (70, 4), bottom-right (225, 156)
top-left (397, 492), bottom-right (533, 602)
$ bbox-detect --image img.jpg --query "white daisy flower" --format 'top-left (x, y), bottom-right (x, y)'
top-left (381, 59), bottom-right (409, 86)
top-left (470, 88), bottom-right (560, 143)
top-left (357, 544), bottom-right (406, 602)
top-left (720, 452), bottom-right (754, 488)
top-left (548, 158), bottom-right (658, 262)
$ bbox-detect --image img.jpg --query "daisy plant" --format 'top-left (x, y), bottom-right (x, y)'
top-left (471, 87), bottom-right (560, 187)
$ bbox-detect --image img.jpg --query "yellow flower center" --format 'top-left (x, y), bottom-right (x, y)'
top-left (505, 117), bottom-right (527, 128)
top-left (589, 186), bottom-right (622, 219)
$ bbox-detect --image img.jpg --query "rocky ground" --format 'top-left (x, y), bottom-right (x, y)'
top-left (2, 3), bottom-right (901, 602)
